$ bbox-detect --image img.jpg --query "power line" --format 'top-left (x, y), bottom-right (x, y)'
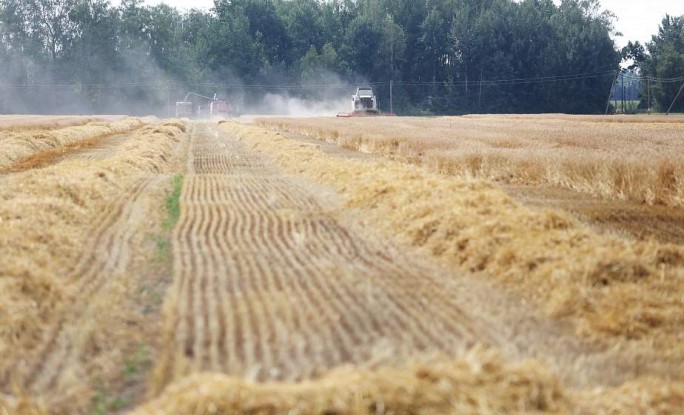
top-left (0, 80), bottom-right (386, 90)
top-left (394, 70), bottom-right (617, 87)
top-left (1, 69), bottom-right (680, 91)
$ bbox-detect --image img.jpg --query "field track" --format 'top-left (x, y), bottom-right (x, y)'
top-left (154, 123), bottom-right (506, 388)
top-left (0, 115), bottom-right (108, 131)
top-left (1, 127), bottom-right (143, 174)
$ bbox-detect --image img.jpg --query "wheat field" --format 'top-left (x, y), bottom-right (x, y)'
top-left (0, 117), bottom-right (149, 170)
top-left (258, 115), bottom-right (684, 207)
top-left (0, 115), bottom-right (107, 131)
top-left (2, 115), bottom-right (684, 414)
top-left (0, 118), bottom-right (186, 413)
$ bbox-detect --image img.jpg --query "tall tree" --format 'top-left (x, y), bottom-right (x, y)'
top-left (642, 15), bottom-right (684, 112)
top-left (0, 0), bottom-right (624, 115)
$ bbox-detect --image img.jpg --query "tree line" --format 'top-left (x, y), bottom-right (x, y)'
top-left (622, 15), bottom-right (684, 113)
top-left (0, 0), bottom-right (677, 115)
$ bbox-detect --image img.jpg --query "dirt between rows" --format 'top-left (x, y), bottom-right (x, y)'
top-left (1, 127), bottom-right (144, 174)
top-left (505, 184), bottom-right (684, 245)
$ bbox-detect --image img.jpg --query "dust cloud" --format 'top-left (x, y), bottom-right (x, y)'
top-left (0, 45), bottom-right (364, 117)
top-left (246, 92), bottom-right (349, 116)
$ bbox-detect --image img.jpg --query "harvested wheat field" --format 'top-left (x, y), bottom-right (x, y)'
top-left (259, 115), bottom-right (684, 245)
top-left (2, 115), bottom-right (684, 414)
top-left (0, 115), bottom-right (111, 131)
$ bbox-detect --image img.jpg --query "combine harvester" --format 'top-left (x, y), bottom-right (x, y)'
top-left (209, 94), bottom-right (234, 117)
top-left (337, 87), bottom-right (395, 117)
top-left (175, 93), bottom-right (238, 118)
top-left (175, 101), bottom-right (194, 118)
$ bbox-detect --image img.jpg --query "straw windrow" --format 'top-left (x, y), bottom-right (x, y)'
top-left (0, 122), bottom-right (184, 405)
top-left (0, 117), bottom-right (150, 170)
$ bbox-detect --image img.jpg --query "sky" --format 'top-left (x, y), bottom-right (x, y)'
top-left (142, 0), bottom-right (684, 49)
top-left (599, 0), bottom-right (684, 48)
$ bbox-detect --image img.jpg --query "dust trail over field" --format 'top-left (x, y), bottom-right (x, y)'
top-left (250, 93), bottom-right (348, 116)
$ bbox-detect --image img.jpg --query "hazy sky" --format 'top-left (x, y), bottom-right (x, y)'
top-left (142, 0), bottom-right (684, 48)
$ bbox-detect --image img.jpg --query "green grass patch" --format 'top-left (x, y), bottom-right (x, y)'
top-left (163, 174), bottom-right (184, 231)
top-left (123, 345), bottom-right (151, 378)
top-left (92, 381), bottom-right (127, 415)
top-left (155, 236), bottom-right (172, 264)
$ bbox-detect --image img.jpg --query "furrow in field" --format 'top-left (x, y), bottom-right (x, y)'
top-left (312, 219), bottom-right (488, 347)
top-left (190, 204), bottom-right (209, 373)
top-left (263, 217), bottom-right (341, 378)
top-left (261, 218), bottom-right (355, 368)
top-left (156, 122), bottom-right (496, 390)
top-left (207, 201), bottom-right (227, 372)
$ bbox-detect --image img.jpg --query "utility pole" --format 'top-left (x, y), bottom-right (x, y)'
top-left (622, 72), bottom-right (626, 114)
top-left (605, 70), bottom-right (619, 115)
top-left (647, 75), bottom-right (651, 115)
top-left (465, 72), bottom-right (468, 95)
top-left (323, 64), bottom-right (327, 102)
top-left (167, 80), bottom-right (171, 118)
top-left (388, 13), bottom-right (394, 114)
top-left (390, 80), bottom-right (394, 114)
top-left (666, 81), bottom-right (684, 116)
top-left (478, 70), bottom-right (483, 112)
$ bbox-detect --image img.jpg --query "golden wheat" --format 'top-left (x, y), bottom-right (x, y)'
top-left (0, 122), bottom-right (183, 375)
top-left (3, 117), bottom-right (683, 414)
top-left (134, 349), bottom-right (568, 415)
top-left (0, 115), bottom-right (107, 131)
top-left (225, 121), bottom-right (684, 370)
top-left (0, 117), bottom-right (149, 170)
top-left (258, 115), bottom-right (684, 207)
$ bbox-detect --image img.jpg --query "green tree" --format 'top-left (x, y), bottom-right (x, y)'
top-left (342, 16), bottom-right (381, 78)
top-left (642, 15), bottom-right (684, 112)
top-left (278, 0), bottom-right (324, 66)
top-left (212, 5), bottom-right (263, 82)
top-left (0, 0), bottom-right (625, 115)
top-left (66, 0), bottom-right (120, 110)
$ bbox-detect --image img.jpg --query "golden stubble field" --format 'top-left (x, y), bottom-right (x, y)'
top-left (1, 114), bottom-right (684, 414)
top-left (255, 115), bottom-right (684, 355)
top-left (260, 115), bottom-right (684, 207)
